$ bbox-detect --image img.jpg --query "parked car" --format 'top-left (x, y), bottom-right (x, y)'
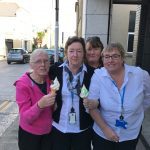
top-left (45, 49), bottom-right (55, 64)
top-left (7, 48), bottom-right (30, 64)
top-left (45, 49), bottom-right (64, 64)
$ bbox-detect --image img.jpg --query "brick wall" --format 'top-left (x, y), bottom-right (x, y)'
top-left (132, 5), bottom-right (141, 65)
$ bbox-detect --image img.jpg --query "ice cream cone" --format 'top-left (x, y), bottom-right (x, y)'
top-left (50, 89), bottom-right (56, 95)
top-left (80, 84), bottom-right (89, 98)
top-left (50, 77), bottom-right (60, 95)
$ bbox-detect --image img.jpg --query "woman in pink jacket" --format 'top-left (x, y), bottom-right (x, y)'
top-left (14, 49), bottom-right (56, 150)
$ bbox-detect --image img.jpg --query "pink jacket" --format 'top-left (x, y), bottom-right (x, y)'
top-left (14, 72), bottom-right (53, 135)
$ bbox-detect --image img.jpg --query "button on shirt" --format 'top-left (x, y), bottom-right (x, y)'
top-left (53, 62), bottom-right (87, 133)
top-left (88, 64), bottom-right (150, 142)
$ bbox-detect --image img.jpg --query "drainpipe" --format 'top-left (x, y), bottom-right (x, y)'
top-left (107, 0), bottom-right (112, 44)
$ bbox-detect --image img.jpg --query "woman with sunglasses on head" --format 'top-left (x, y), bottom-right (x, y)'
top-left (86, 42), bottom-right (150, 150)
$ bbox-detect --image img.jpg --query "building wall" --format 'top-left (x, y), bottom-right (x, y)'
top-left (132, 5), bottom-right (141, 65)
top-left (0, 34), bottom-right (6, 57)
top-left (111, 4), bottom-right (139, 65)
top-left (78, 0), bottom-right (83, 37)
top-left (111, 5), bottom-right (137, 50)
top-left (0, 2), bottom-right (33, 57)
top-left (82, 0), bottom-right (110, 47)
top-left (13, 40), bottom-right (22, 48)
top-left (0, 2), bottom-right (18, 17)
top-left (75, 0), bottom-right (83, 37)
top-left (111, 4), bottom-right (137, 65)
top-left (76, 0), bottom-right (142, 66)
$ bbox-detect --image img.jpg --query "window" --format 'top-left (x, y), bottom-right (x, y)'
top-left (127, 11), bottom-right (136, 52)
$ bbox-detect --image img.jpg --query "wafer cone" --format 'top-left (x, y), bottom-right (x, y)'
top-left (50, 88), bottom-right (56, 95)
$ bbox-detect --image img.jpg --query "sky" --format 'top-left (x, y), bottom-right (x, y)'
top-left (19, 0), bottom-right (77, 37)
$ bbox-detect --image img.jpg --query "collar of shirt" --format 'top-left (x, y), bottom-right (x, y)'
top-left (59, 60), bottom-right (87, 73)
top-left (97, 64), bottom-right (133, 78)
top-left (95, 64), bottom-right (135, 90)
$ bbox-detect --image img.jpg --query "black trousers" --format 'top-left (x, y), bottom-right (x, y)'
top-left (51, 126), bottom-right (93, 150)
top-left (92, 131), bottom-right (140, 150)
top-left (18, 126), bottom-right (52, 150)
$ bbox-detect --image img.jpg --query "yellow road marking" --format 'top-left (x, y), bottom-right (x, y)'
top-left (0, 100), bottom-right (10, 112)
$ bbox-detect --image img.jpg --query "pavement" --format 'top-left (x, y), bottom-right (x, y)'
top-left (0, 107), bottom-right (150, 150)
top-left (0, 58), bottom-right (150, 150)
top-left (0, 117), bottom-right (18, 150)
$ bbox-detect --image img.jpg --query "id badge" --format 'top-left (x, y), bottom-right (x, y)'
top-left (69, 112), bottom-right (76, 124)
top-left (115, 119), bottom-right (127, 129)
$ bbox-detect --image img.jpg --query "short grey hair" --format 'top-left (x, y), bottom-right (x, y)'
top-left (30, 49), bottom-right (49, 63)
top-left (102, 42), bottom-right (125, 59)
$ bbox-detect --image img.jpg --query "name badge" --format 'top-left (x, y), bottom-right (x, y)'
top-left (115, 119), bottom-right (128, 129)
top-left (69, 112), bottom-right (76, 124)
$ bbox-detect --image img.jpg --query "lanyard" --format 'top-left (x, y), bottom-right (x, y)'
top-left (112, 81), bottom-right (126, 115)
top-left (70, 80), bottom-right (78, 112)
top-left (71, 90), bottom-right (74, 108)
top-left (120, 86), bottom-right (126, 114)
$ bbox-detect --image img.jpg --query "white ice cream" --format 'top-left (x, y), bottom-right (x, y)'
top-left (50, 77), bottom-right (60, 91)
top-left (80, 84), bottom-right (89, 98)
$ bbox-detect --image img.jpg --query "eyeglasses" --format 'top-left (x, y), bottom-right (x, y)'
top-left (31, 59), bottom-right (49, 65)
top-left (102, 54), bottom-right (121, 61)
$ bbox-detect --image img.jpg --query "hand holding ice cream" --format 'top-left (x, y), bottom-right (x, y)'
top-left (80, 84), bottom-right (89, 98)
top-left (80, 84), bottom-right (89, 110)
top-left (50, 77), bottom-right (60, 95)
top-left (80, 84), bottom-right (99, 110)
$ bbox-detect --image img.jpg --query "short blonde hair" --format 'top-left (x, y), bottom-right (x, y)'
top-left (102, 42), bottom-right (125, 59)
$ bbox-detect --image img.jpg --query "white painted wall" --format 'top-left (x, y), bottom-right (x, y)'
top-left (0, 2), bottom-right (33, 56)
